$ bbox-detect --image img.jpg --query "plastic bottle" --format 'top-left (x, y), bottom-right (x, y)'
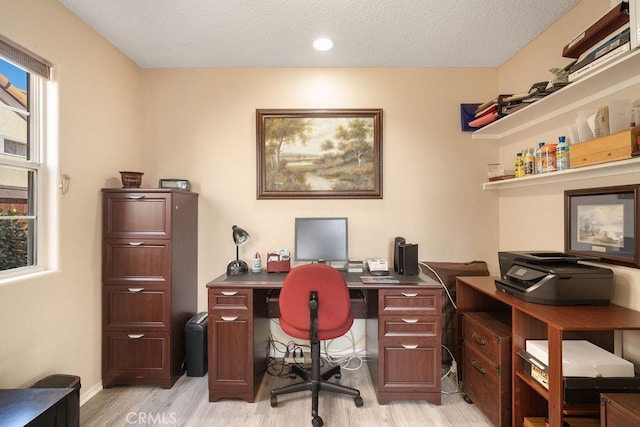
top-left (541, 143), bottom-right (557, 173)
top-left (523, 148), bottom-right (534, 176)
top-left (514, 152), bottom-right (525, 178)
top-left (556, 135), bottom-right (569, 171)
top-left (251, 252), bottom-right (262, 273)
top-left (535, 142), bottom-right (545, 174)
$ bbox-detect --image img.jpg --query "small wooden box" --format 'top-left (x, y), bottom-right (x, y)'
top-left (570, 126), bottom-right (640, 168)
top-left (266, 253), bottom-right (290, 273)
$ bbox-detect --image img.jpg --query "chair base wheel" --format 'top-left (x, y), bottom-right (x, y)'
top-left (354, 395), bottom-right (363, 407)
top-left (463, 394), bottom-right (473, 404)
top-left (270, 395), bottom-right (278, 407)
top-left (312, 415), bottom-right (323, 427)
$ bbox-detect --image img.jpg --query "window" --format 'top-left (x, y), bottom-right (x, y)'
top-left (0, 36), bottom-right (50, 274)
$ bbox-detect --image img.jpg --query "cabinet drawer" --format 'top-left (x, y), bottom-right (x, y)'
top-left (380, 315), bottom-right (439, 338)
top-left (463, 342), bottom-right (503, 426)
top-left (103, 192), bottom-right (172, 239)
top-left (103, 239), bottom-right (171, 284)
top-left (103, 331), bottom-right (170, 378)
top-left (209, 289), bottom-right (251, 311)
top-left (103, 286), bottom-right (170, 329)
top-left (380, 339), bottom-right (439, 391)
top-left (462, 312), bottom-right (511, 364)
top-left (379, 289), bottom-right (440, 315)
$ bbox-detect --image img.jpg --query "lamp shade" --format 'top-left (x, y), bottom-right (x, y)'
top-left (232, 225), bottom-right (250, 246)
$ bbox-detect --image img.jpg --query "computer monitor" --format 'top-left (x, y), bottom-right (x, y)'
top-left (294, 217), bottom-right (348, 263)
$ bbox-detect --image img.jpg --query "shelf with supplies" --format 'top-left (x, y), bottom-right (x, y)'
top-left (472, 48), bottom-right (640, 142)
top-left (482, 157), bottom-right (640, 190)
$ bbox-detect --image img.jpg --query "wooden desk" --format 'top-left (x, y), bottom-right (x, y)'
top-left (456, 276), bottom-right (640, 427)
top-left (206, 270), bottom-right (442, 405)
top-left (0, 388), bottom-right (75, 427)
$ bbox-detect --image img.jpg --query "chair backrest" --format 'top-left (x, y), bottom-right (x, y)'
top-left (278, 263), bottom-right (353, 340)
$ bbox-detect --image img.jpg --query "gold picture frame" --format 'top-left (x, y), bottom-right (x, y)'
top-left (256, 109), bottom-right (383, 199)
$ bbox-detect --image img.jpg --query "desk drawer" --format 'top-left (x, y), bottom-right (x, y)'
top-left (462, 312), bottom-right (511, 364)
top-left (380, 315), bottom-right (439, 338)
top-left (379, 289), bottom-right (440, 315)
top-left (103, 285), bottom-right (170, 329)
top-left (379, 338), bottom-right (439, 392)
top-left (103, 192), bottom-right (172, 239)
top-left (209, 289), bottom-right (251, 311)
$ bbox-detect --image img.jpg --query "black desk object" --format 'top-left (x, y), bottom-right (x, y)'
top-left (0, 388), bottom-right (75, 427)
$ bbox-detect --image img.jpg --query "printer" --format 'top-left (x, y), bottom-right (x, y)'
top-left (495, 251), bottom-right (613, 305)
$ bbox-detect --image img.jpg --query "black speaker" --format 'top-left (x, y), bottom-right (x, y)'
top-left (397, 243), bottom-right (418, 276)
top-left (393, 236), bottom-right (406, 273)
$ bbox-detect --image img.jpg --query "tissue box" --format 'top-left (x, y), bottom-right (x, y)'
top-left (525, 340), bottom-right (635, 378)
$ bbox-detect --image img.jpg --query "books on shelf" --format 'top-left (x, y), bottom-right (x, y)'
top-left (562, 1), bottom-right (630, 59)
top-left (568, 41), bottom-right (630, 82)
top-left (568, 27), bottom-right (630, 74)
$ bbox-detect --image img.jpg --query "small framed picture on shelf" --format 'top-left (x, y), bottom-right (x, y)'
top-left (564, 185), bottom-right (640, 269)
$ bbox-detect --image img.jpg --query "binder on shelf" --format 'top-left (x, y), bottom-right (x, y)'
top-left (568, 27), bottom-right (630, 74)
top-left (568, 42), bottom-right (630, 82)
top-left (562, 1), bottom-right (630, 59)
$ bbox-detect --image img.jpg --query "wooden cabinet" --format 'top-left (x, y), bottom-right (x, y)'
top-left (102, 189), bottom-right (198, 389)
top-left (456, 276), bottom-right (640, 427)
top-left (371, 288), bottom-right (441, 404)
top-left (462, 312), bottom-right (511, 427)
top-left (600, 393), bottom-right (640, 426)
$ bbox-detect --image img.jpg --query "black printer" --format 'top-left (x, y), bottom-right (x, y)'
top-left (495, 251), bottom-right (613, 305)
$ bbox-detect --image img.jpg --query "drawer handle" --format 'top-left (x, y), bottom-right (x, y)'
top-left (221, 291), bottom-right (238, 296)
top-left (402, 318), bottom-right (419, 323)
top-left (128, 287), bottom-right (144, 293)
top-left (221, 316), bottom-right (238, 321)
top-left (128, 195), bottom-right (146, 199)
top-left (401, 344), bottom-right (418, 349)
top-left (471, 333), bottom-right (486, 346)
top-left (128, 241), bottom-right (144, 246)
top-left (472, 360), bottom-right (486, 375)
top-left (401, 292), bottom-right (418, 297)
top-left (128, 334), bottom-right (145, 339)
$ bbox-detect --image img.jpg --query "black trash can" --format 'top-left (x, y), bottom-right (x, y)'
top-left (31, 374), bottom-right (81, 427)
top-left (185, 312), bottom-right (208, 377)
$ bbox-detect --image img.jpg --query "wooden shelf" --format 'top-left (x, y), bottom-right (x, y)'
top-left (483, 157), bottom-right (640, 190)
top-left (472, 49), bottom-right (640, 142)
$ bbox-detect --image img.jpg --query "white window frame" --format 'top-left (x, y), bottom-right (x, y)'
top-left (0, 57), bottom-right (46, 279)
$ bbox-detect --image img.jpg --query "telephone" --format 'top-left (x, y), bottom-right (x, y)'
top-left (367, 259), bottom-right (390, 275)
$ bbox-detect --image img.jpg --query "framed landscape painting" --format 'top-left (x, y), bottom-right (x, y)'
top-left (256, 109), bottom-right (383, 199)
top-left (565, 185), bottom-right (640, 269)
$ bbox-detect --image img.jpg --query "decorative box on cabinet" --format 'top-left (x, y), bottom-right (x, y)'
top-left (102, 188), bottom-right (198, 389)
top-left (600, 393), bottom-right (640, 426)
top-left (462, 311), bottom-right (511, 427)
top-left (372, 288), bottom-right (442, 404)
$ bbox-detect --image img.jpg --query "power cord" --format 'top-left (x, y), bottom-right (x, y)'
top-left (419, 261), bottom-right (456, 309)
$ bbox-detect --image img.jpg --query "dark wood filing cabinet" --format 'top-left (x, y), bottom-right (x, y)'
top-left (462, 311), bottom-right (511, 427)
top-left (600, 393), bottom-right (640, 426)
top-left (102, 188), bottom-right (198, 389)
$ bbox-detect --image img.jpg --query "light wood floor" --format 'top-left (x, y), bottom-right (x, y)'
top-left (80, 367), bottom-right (492, 426)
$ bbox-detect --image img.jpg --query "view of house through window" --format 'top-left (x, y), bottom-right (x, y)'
top-left (0, 56), bottom-right (38, 272)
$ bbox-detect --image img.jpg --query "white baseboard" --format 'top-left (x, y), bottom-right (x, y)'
top-left (80, 380), bottom-right (103, 406)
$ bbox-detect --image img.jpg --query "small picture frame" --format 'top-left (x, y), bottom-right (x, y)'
top-left (159, 179), bottom-right (190, 191)
top-left (564, 185), bottom-right (640, 268)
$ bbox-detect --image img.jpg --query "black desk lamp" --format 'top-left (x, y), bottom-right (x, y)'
top-left (227, 225), bottom-right (250, 275)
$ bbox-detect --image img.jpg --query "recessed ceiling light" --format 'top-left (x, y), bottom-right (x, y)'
top-left (313, 38), bottom-right (334, 51)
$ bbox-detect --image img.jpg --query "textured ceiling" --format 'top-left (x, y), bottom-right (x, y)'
top-left (57, 0), bottom-right (581, 68)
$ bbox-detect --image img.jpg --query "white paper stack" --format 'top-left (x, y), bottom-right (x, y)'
top-left (525, 340), bottom-right (635, 378)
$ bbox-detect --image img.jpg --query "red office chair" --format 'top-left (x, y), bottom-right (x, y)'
top-left (270, 263), bottom-right (363, 427)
